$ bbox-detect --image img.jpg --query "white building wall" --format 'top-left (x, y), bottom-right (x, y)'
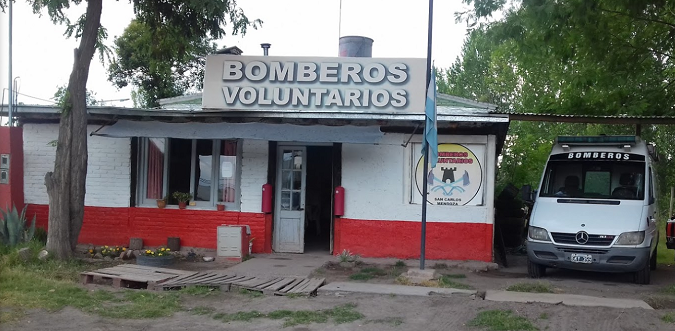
top-left (240, 139), bottom-right (268, 213)
top-left (341, 133), bottom-right (495, 224)
top-left (23, 124), bottom-right (131, 207)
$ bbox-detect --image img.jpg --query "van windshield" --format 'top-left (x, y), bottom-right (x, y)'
top-left (539, 152), bottom-right (646, 200)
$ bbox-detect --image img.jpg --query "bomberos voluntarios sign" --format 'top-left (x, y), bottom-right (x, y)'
top-left (202, 55), bottom-right (426, 113)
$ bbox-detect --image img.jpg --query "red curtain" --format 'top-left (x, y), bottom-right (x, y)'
top-left (146, 139), bottom-right (164, 199)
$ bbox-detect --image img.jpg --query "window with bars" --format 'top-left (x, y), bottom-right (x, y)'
top-left (137, 138), bottom-right (241, 209)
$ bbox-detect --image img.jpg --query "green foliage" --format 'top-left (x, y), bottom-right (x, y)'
top-left (468, 310), bottom-right (538, 331)
top-left (337, 249), bottom-right (360, 263)
top-left (107, 20), bottom-right (218, 108)
top-left (662, 313), bottom-right (675, 324)
top-left (52, 84), bottom-right (99, 107)
top-left (442, 1), bottom-right (675, 210)
top-left (0, 205), bottom-right (36, 247)
top-left (33, 227), bottom-right (48, 245)
top-left (394, 260), bottom-right (406, 267)
top-left (172, 191), bottom-right (193, 203)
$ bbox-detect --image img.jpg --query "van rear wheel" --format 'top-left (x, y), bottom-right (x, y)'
top-left (527, 258), bottom-right (546, 278)
top-left (633, 262), bottom-right (651, 285)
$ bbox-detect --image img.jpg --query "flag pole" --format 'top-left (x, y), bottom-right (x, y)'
top-left (420, 0), bottom-right (434, 270)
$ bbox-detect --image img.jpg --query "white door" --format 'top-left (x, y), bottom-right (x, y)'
top-left (274, 146), bottom-right (306, 253)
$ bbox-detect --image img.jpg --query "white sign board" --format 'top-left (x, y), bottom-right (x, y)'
top-left (202, 55), bottom-right (427, 113)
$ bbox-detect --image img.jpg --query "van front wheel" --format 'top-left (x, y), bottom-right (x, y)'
top-left (633, 262), bottom-right (651, 285)
top-left (527, 258), bottom-right (546, 278)
top-left (650, 247), bottom-right (657, 271)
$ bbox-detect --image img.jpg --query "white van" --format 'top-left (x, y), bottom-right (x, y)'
top-left (526, 136), bottom-right (659, 284)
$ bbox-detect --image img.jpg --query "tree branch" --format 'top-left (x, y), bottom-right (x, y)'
top-left (600, 7), bottom-right (675, 29)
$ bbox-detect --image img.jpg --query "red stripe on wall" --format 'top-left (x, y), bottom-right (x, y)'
top-left (333, 218), bottom-right (493, 262)
top-left (26, 204), bottom-right (271, 253)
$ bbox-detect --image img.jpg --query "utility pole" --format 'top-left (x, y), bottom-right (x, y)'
top-left (8, 0), bottom-right (13, 126)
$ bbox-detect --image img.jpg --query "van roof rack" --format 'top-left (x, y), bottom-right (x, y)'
top-left (556, 135), bottom-right (637, 145)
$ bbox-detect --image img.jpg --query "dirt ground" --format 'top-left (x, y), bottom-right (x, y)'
top-left (4, 255), bottom-right (675, 330)
top-left (4, 291), bottom-right (674, 331)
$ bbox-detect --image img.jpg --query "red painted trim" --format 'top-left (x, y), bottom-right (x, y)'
top-left (26, 204), bottom-right (272, 253)
top-left (333, 218), bottom-right (493, 262)
top-left (0, 127), bottom-right (24, 210)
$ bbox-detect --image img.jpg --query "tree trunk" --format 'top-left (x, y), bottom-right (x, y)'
top-left (45, 0), bottom-right (103, 259)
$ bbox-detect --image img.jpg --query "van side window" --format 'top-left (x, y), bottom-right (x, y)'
top-left (649, 168), bottom-right (655, 204)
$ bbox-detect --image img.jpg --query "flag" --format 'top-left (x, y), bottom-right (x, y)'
top-left (421, 67), bottom-right (438, 168)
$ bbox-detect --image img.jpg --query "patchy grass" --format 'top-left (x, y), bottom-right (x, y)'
top-left (285, 293), bottom-right (305, 299)
top-left (181, 286), bottom-right (220, 296)
top-left (395, 276), bottom-right (412, 286)
top-left (238, 288), bottom-right (264, 298)
top-left (213, 303), bottom-right (363, 327)
top-left (0, 244), bottom-right (181, 320)
top-left (468, 310), bottom-right (538, 331)
top-left (506, 282), bottom-right (554, 294)
top-left (349, 273), bottom-right (374, 281)
top-left (657, 219), bottom-right (674, 265)
top-left (662, 313), bottom-right (675, 323)
top-left (190, 306), bottom-right (216, 315)
top-left (442, 273), bottom-right (466, 279)
top-left (394, 260), bottom-right (406, 268)
top-left (662, 284), bottom-right (675, 295)
top-left (437, 275), bottom-right (473, 290)
top-left (645, 296), bottom-right (675, 309)
top-left (539, 313), bottom-right (549, 320)
top-left (433, 263), bottom-right (448, 269)
top-left (368, 317), bottom-right (404, 326)
top-left (0, 308), bottom-right (25, 324)
top-left (98, 291), bottom-right (182, 319)
top-left (360, 267), bottom-right (388, 276)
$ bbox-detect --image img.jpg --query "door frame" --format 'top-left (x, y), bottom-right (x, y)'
top-left (272, 142), bottom-right (335, 253)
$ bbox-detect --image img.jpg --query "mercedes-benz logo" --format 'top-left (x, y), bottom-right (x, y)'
top-left (575, 231), bottom-right (589, 245)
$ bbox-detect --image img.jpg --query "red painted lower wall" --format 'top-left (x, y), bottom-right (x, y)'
top-left (333, 218), bottom-right (493, 262)
top-left (26, 204), bottom-right (271, 253)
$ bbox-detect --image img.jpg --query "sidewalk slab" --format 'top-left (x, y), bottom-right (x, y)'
top-left (318, 282), bottom-right (476, 297)
top-left (485, 290), bottom-right (653, 310)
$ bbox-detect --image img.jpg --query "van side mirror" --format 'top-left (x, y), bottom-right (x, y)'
top-left (521, 185), bottom-right (533, 202)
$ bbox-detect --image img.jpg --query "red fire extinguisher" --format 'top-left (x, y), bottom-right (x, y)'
top-left (334, 186), bottom-right (345, 216)
top-left (262, 184), bottom-right (273, 213)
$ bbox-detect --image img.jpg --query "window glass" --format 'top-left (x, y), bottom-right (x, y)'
top-left (539, 158), bottom-right (645, 200)
top-left (167, 139), bottom-right (193, 205)
top-left (139, 138), bottom-right (240, 208)
top-left (194, 140), bottom-right (213, 202)
top-left (145, 138), bottom-right (166, 200)
top-left (218, 140), bottom-right (238, 203)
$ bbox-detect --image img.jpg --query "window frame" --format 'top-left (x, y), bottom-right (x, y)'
top-left (136, 138), bottom-right (242, 210)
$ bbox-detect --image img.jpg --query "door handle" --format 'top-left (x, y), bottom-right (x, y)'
top-left (649, 216), bottom-right (656, 224)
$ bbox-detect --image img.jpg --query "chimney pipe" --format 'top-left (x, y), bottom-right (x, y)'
top-left (261, 43), bottom-right (271, 56)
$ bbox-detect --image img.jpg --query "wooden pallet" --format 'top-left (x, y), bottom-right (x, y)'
top-left (80, 264), bottom-right (195, 289)
top-left (232, 276), bottom-right (326, 296)
top-left (155, 271), bottom-right (252, 291)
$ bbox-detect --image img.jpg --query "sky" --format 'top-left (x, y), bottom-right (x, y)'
top-left (0, 0), bottom-right (472, 109)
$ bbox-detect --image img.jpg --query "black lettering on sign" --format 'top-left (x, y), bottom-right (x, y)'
top-left (553, 152), bottom-right (645, 161)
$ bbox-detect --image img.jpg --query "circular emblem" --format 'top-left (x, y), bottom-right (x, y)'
top-left (415, 144), bottom-right (483, 206)
top-left (575, 231), bottom-right (589, 245)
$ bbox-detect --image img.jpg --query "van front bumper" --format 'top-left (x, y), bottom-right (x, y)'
top-left (527, 241), bottom-right (650, 273)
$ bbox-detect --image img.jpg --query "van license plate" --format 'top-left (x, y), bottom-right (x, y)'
top-left (570, 254), bottom-right (592, 264)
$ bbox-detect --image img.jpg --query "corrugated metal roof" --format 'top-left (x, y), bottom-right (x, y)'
top-left (490, 111), bottom-right (675, 124)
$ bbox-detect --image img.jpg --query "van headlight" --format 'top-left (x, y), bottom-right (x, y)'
top-left (615, 231), bottom-right (645, 245)
top-left (528, 226), bottom-right (550, 241)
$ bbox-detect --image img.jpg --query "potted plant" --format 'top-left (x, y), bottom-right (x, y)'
top-left (136, 247), bottom-right (175, 267)
top-left (248, 237), bottom-right (255, 255)
top-left (172, 191), bottom-right (192, 209)
top-left (156, 195), bottom-right (167, 209)
top-left (217, 203), bottom-right (226, 211)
